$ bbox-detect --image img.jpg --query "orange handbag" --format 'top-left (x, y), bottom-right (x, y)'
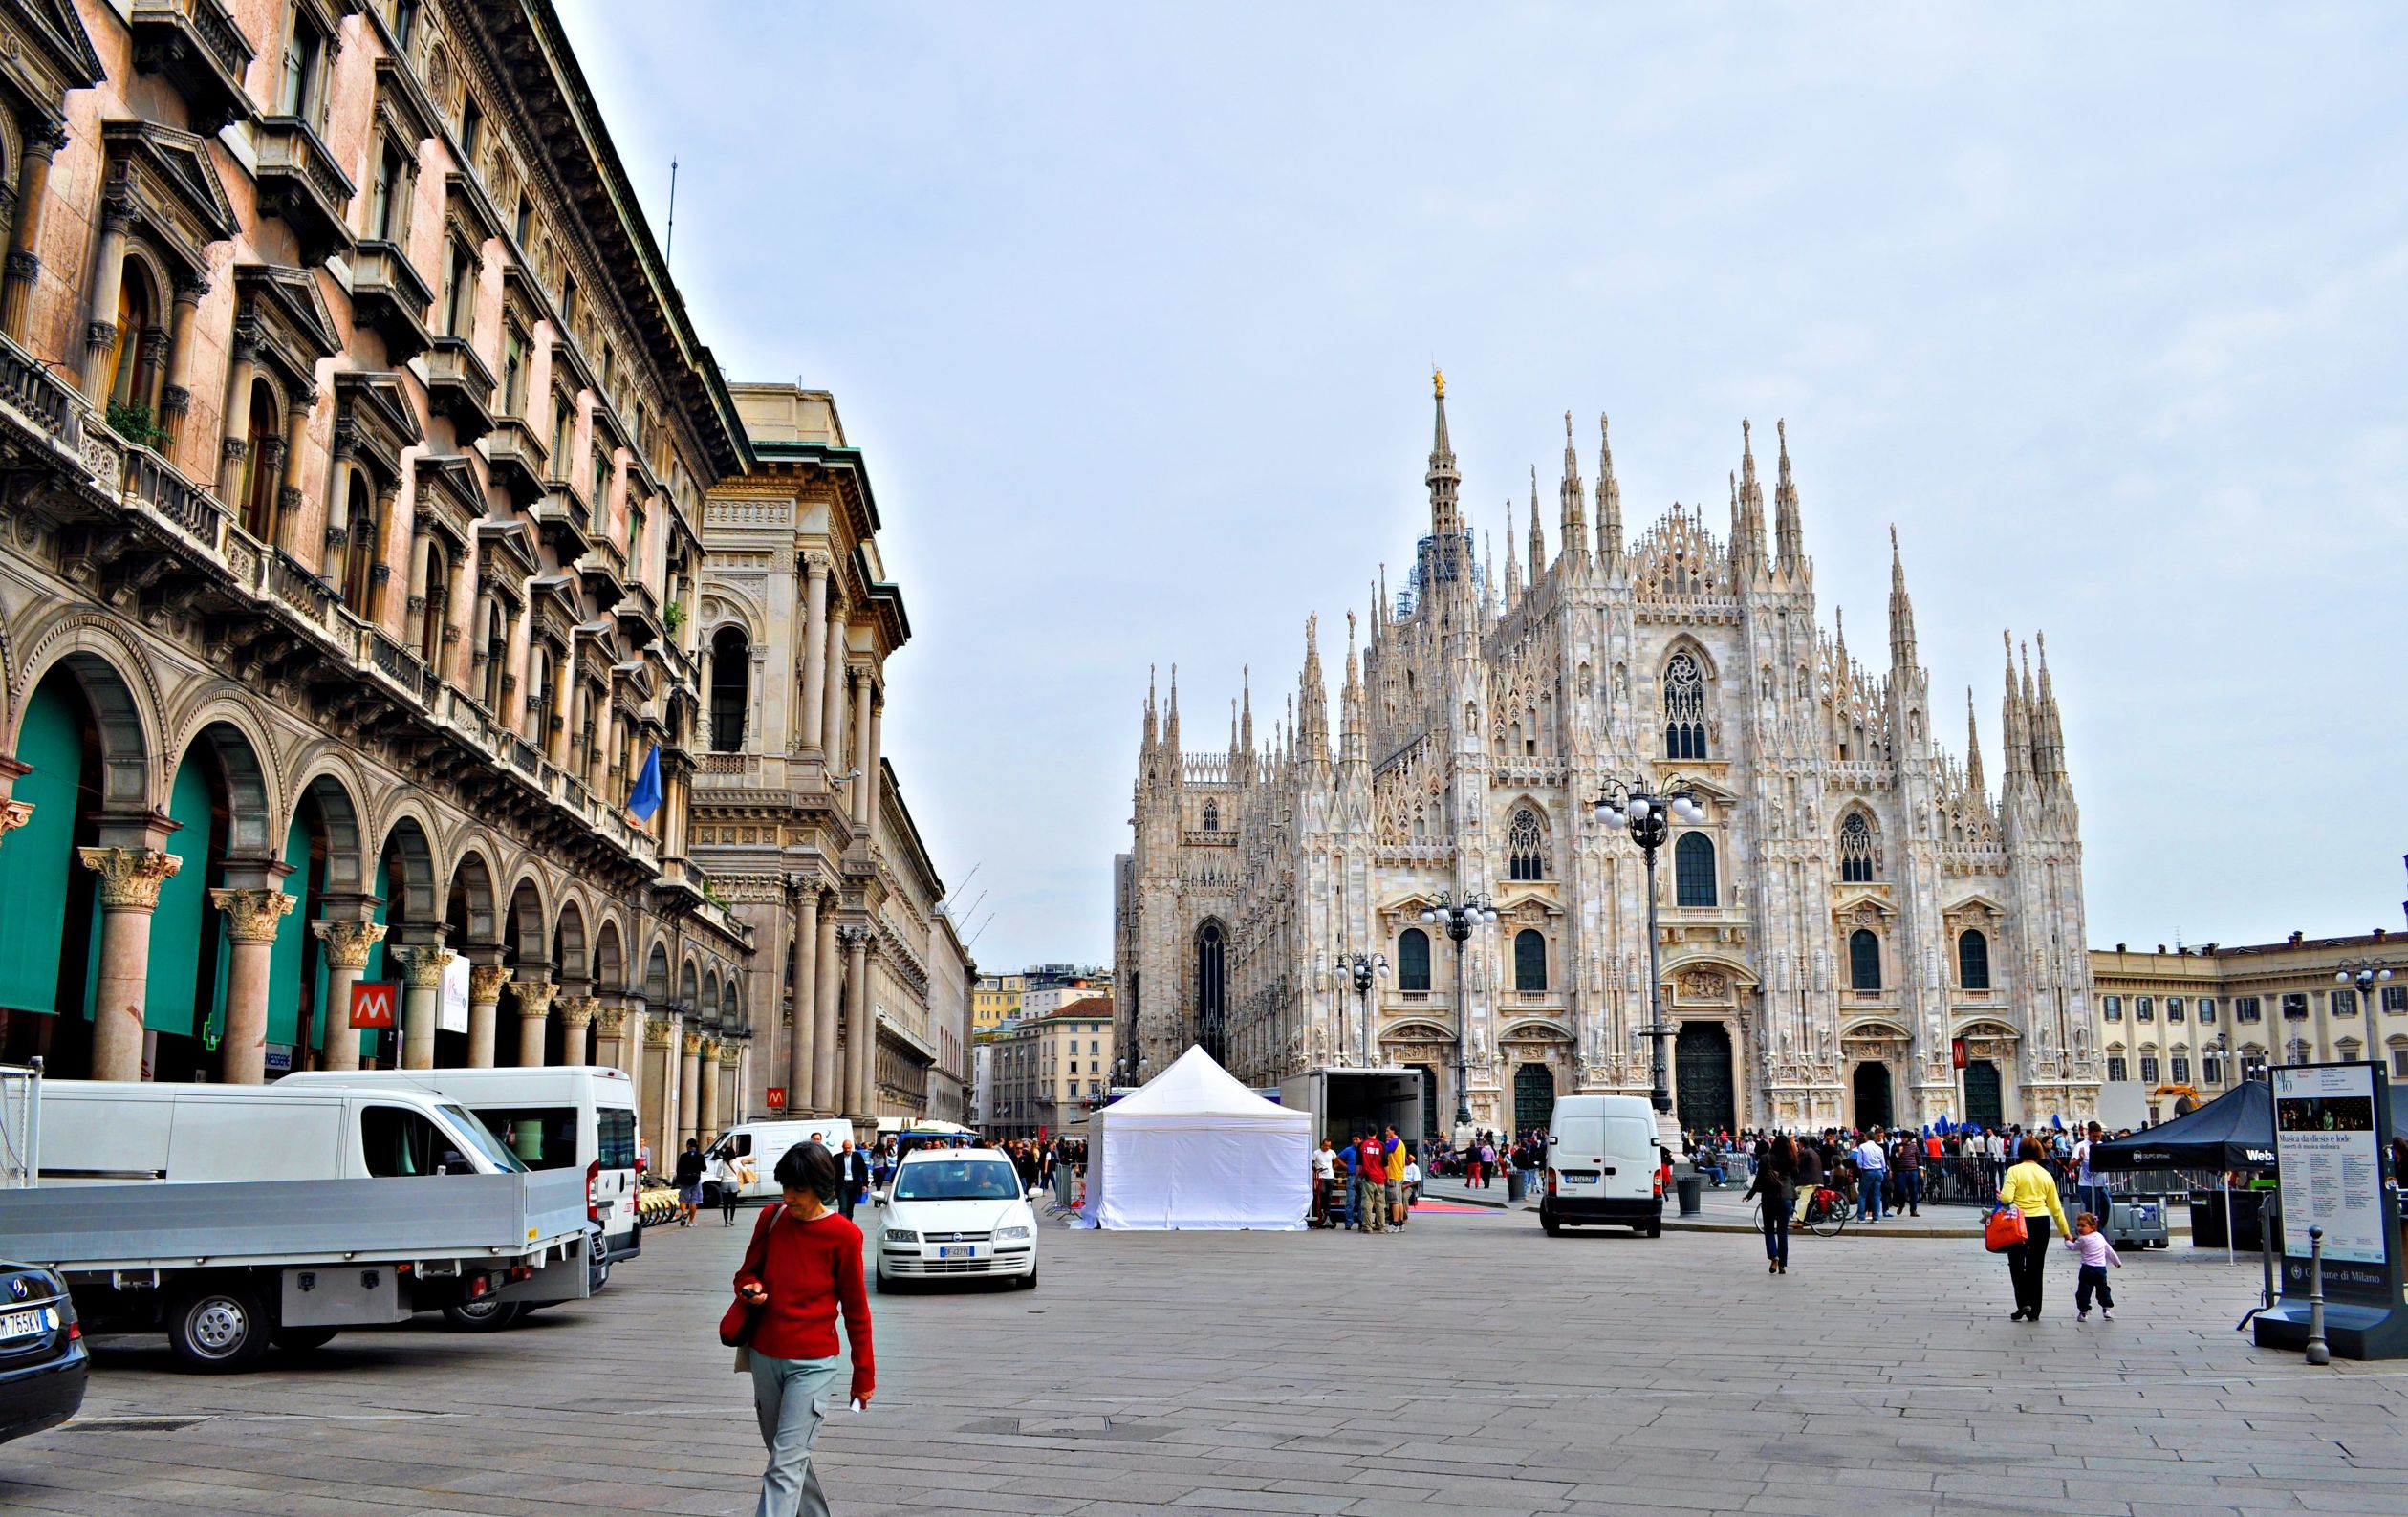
top-left (1984, 1205), bottom-right (2028, 1253)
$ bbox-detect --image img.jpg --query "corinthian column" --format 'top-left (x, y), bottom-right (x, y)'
top-left (839, 925), bottom-right (873, 1118)
top-left (514, 975), bottom-right (558, 1067)
top-left (208, 887), bottom-right (296, 1084)
top-left (466, 963), bottom-right (511, 1068)
top-left (312, 918), bottom-right (386, 1073)
top-left (391, 940), bottom-right (454, 1071)
top-left (790, 890), bottom-right (819, 1109)
top-left (696, 1035), bottom-right (722, 1141)
top-left (800, 554), bottom-right (831, 750)
top-left (77, 847), bottom-right (181, 1082)
top-left (678, 1029), bottom-right (704, 1144)
top-left (812, 907), bottom-right (840, 1110)
top-left (559, 995), bottom-right (598, 1067)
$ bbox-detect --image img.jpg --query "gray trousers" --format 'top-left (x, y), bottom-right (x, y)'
top-left (749, 1352), bottom-right (842, 1517)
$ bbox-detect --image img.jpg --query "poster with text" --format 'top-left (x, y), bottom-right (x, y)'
top-left (440, 953), bottom-right (471, 1034)
top-left (2273, 1063), bottom-right (2386, 1266)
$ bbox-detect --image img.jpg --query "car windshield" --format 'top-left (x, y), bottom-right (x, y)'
top-left (892, 1160), bottom-right (1020, 1202)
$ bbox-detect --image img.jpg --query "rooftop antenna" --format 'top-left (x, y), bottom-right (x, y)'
top-left (940, 862), bottom-right (983, 913)
top-left (663, 158), bottom-right (679, 269)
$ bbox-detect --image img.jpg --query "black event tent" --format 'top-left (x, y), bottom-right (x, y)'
top-left (2091, 1077), bottom-right (2408, 1172)
top-left (2089, 1080), bottom-right (2275, 1171)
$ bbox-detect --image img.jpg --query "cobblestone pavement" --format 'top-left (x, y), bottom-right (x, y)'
top-left (3, 1205), bottom-right (2398, 1516)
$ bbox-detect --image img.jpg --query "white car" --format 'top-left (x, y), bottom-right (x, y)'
top-left (874, 1147), bottom-right (1038, 1290)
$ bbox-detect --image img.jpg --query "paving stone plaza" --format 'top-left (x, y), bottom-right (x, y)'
top-left (5, 1205), bottom-right (2399, 1517)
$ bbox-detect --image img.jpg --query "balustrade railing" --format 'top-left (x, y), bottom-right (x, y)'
top-left (0, 336), bottom-right (77, 446)
top-left (120, 442), bottom-right (225, 548)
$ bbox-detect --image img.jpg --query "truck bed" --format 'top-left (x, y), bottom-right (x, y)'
top-left (0, 1169), bottom-right (590, 1273)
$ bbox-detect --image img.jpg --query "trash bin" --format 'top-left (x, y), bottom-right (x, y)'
top-left (1505, 1167), bottom-right (1528, 1203)
top-left (1675, 1174), bottom-right (1704, 1217)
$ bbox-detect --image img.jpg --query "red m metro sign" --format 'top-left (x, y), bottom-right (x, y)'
top-left (351, 982), bottom-right (399, 1029)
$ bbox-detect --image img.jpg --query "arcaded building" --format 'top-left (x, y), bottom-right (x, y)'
top-left (0, 0), bottom-right (770, 1164)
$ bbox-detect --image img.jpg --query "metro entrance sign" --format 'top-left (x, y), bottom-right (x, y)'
top-left (350, 981), bottom-right (398, 1029)
top-left (766, 1087), bottom-right (786, 1112)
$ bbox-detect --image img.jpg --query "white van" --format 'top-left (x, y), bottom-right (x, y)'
top-left (37, 1081), bottom-right (525, 1183)
top-left (1539, 1094), bottom-right (1664, 1237)
top-left (280, 1066), bottom-right (641, 1265)
top-left (705, 1118), bottom-right (857, 1203)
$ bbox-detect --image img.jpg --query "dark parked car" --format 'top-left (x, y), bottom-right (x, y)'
top-left (0, 1261), bottom-right (84, 1445)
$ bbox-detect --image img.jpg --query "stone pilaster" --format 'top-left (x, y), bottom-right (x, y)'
top-left (514, 975), bottom-right (559, 1067)
top-left (467, 963), bottom-right (511, 1068)
top-left (391, 941), bottom-right (455, 1072)
top-left (312, 918), bottom-right (386, 1072)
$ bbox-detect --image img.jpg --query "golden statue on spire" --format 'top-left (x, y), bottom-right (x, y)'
top-left (1432, 366), bottom-right (1444, 399)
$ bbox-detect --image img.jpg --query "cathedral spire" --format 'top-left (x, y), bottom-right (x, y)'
top-left (1240, 664), bottom-right (1254, 755)
top-left (1737, 419), bottom-right (1768, 577)
top-left (1299, 615), bottom-right (1330, 764)
top-left (2035, 631), bottom-right (2067, 785)
top-left (1143, 664), bottom-right (1159, 755)
top-left (1165, 663), bottom-right (1182, 771)
top-left (1887, 525), bottom-right (1918, 669)
top-left (1528, 466), bottom-right (1547, 580)
top-left (1774, 419), bottom-right (1805, 578)
top-left (1559, 411), bottom-right (1587, 566)
top-left (2001, 631), bottom-right (2030, 783)
top-left (1964, 685), bottom-right (1985, 797)
top-left (1595, 413), bottom-right (1623, 568)
top-left (1339, 611), bottom-right (1365, 764)
top-left (1426, 367), bottom-right (1461, 538)
top-left (1502, 498), bottom-right (1521, 604)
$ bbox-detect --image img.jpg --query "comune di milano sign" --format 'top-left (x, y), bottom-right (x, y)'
top-left (2253, 1061), bottom-right (2408, 1359)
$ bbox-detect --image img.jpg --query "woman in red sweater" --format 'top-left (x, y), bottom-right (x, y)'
top-left (733, 1141), bottom-right (875, 1517)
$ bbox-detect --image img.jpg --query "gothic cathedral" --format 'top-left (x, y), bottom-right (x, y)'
top-left (1115, 378), bottom-right (2100, 1138)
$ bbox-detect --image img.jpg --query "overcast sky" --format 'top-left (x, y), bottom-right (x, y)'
top-left (558, 2), bottom-right (2407, 971)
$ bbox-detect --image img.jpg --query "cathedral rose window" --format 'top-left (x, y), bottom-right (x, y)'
top-left (1663, 650), bottom-right (1707, 759)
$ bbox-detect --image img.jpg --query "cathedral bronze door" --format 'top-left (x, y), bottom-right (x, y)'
top-left (1410, 1064), bottom-right (1439, 1143)
top-left (1964, 1060), bottom-right (2004, 1129)
top-left (1674, 1022), bottom-right (1735, 1136)
top-left (1852, 1061), bottom-right (1893, 1130)
top-left (1512, 1062), bottom-right (1556, 1133)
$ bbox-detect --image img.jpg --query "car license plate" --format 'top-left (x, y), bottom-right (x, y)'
top-left (0, 1307), bottom-right (52, 1341)
top-left (935, 1246), bottom-right (984, 1260)
top-left (1562, 1172), bottom-right (1597, 1187)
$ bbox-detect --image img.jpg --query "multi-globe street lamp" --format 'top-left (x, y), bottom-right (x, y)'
top-left (1337, 951), bottom-right (1388, 1068)
top-left (1593, 773), bottom-right (1711, 1146)
top-left (1420, 893), bottom-right (1497, 1130)
top-left (2333, 960), bottom-right (2397, 1034)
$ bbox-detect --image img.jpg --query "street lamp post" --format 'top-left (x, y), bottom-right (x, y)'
top-left (1420, 894), bottom-right (1497, 1132)
top-left (1338, 951), bottom-right (1389, 1068)
top-left (1594, 773), bottom-right (1710, 1153)
top-left (2334, 961), bottom-right (2397, 1050)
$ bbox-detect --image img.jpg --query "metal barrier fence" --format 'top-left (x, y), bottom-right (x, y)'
top-left (0, 1060), bottom-right (40, 1188)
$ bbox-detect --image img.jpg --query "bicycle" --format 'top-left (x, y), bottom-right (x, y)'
top-left (1799, 1185), bottom-right (1850, 1238)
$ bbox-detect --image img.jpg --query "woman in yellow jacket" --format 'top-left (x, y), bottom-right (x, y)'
top-left (1998, 1136), bottom-right (2072, 1321)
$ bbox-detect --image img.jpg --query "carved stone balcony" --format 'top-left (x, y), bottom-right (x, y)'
top-left (477, 417), bottom-right (548, 507)
top-left (130, 0), bottom-right (256, 134)
top-left (530, 479), bottom-right (592, 559)
top-left (615, 578), bottom-right (662, 649)
top-left (575, 535), bottom-right (625, 607)
top-left (348, 240), bottom-right (433, 364)
top-left (421, 336), bottom-right (495, 444)
top-left (253, 116), bottom-right (356, 267)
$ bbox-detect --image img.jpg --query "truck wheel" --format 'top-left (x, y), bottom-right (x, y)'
top-left (442, 1297), bottom-right (525, 1332)
top-left (1644, 1219), bottom-right (1662, 1239)
top-left (167, 1282), bottom-right (274, 1372)
top-left (1541, 1207), bottom-right (1561, 1236)
top-left (272, 1326), bottom-right (339, 1353)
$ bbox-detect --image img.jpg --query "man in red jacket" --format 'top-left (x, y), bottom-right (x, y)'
top-left (1355, 1133), bottom-right (1389, 1234)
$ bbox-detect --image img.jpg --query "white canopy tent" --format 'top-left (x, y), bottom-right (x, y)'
top-left (1080, 1046), bottom-right (1312, 1230)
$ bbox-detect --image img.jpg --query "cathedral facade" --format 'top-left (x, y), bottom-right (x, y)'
top-left (1116, 379), bottom-right (2100, 1138)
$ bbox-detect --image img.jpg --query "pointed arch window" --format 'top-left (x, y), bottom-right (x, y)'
top-left (1838, 812), bottom-right (1877, 884)
top-left (1513, 928), bottom-right (1547, 991)
top-left (1663, 650), bottom-right (1706, 759)
top-left (1202, 800), bottom-right (1219, 832)
top-left (1958, 929), bottom-right (1990, 990)
top-left (1849, 927), bottom-right (1882, 991)
top-left (1508, 807), bottom-right (1547, 880)
top-left (1674, 832), bottom-right (1717, 907)
top-left (1397, 927), bottom-right (1431, 991)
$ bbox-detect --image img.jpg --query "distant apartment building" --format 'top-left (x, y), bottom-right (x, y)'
top-left (985, 996), bottom-right (1116, 1139)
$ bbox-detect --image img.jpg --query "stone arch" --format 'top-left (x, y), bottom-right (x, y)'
top-left (445, 844), bottom-right (499, 945)
top-left (643, 938), bottom-right (670, 1002)
top-left (680, 955), bottom-right (701, 1010)
top-left (503, 874), bottom-right (548, 966)
top-left (286, 757), bottom-right (369, 895)
top-left (702, 967), bottom-right (721, 1020)
top-left (553, 898), bottom-right (588, 985)
top-left (9, 619), bottom-right (163, 810)
top-left (378, 813), bottom-right (439, 925)
top-left (592, 917), bottom-right (625, 994)
top-left (171, 713), bottom-right (277, 856)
